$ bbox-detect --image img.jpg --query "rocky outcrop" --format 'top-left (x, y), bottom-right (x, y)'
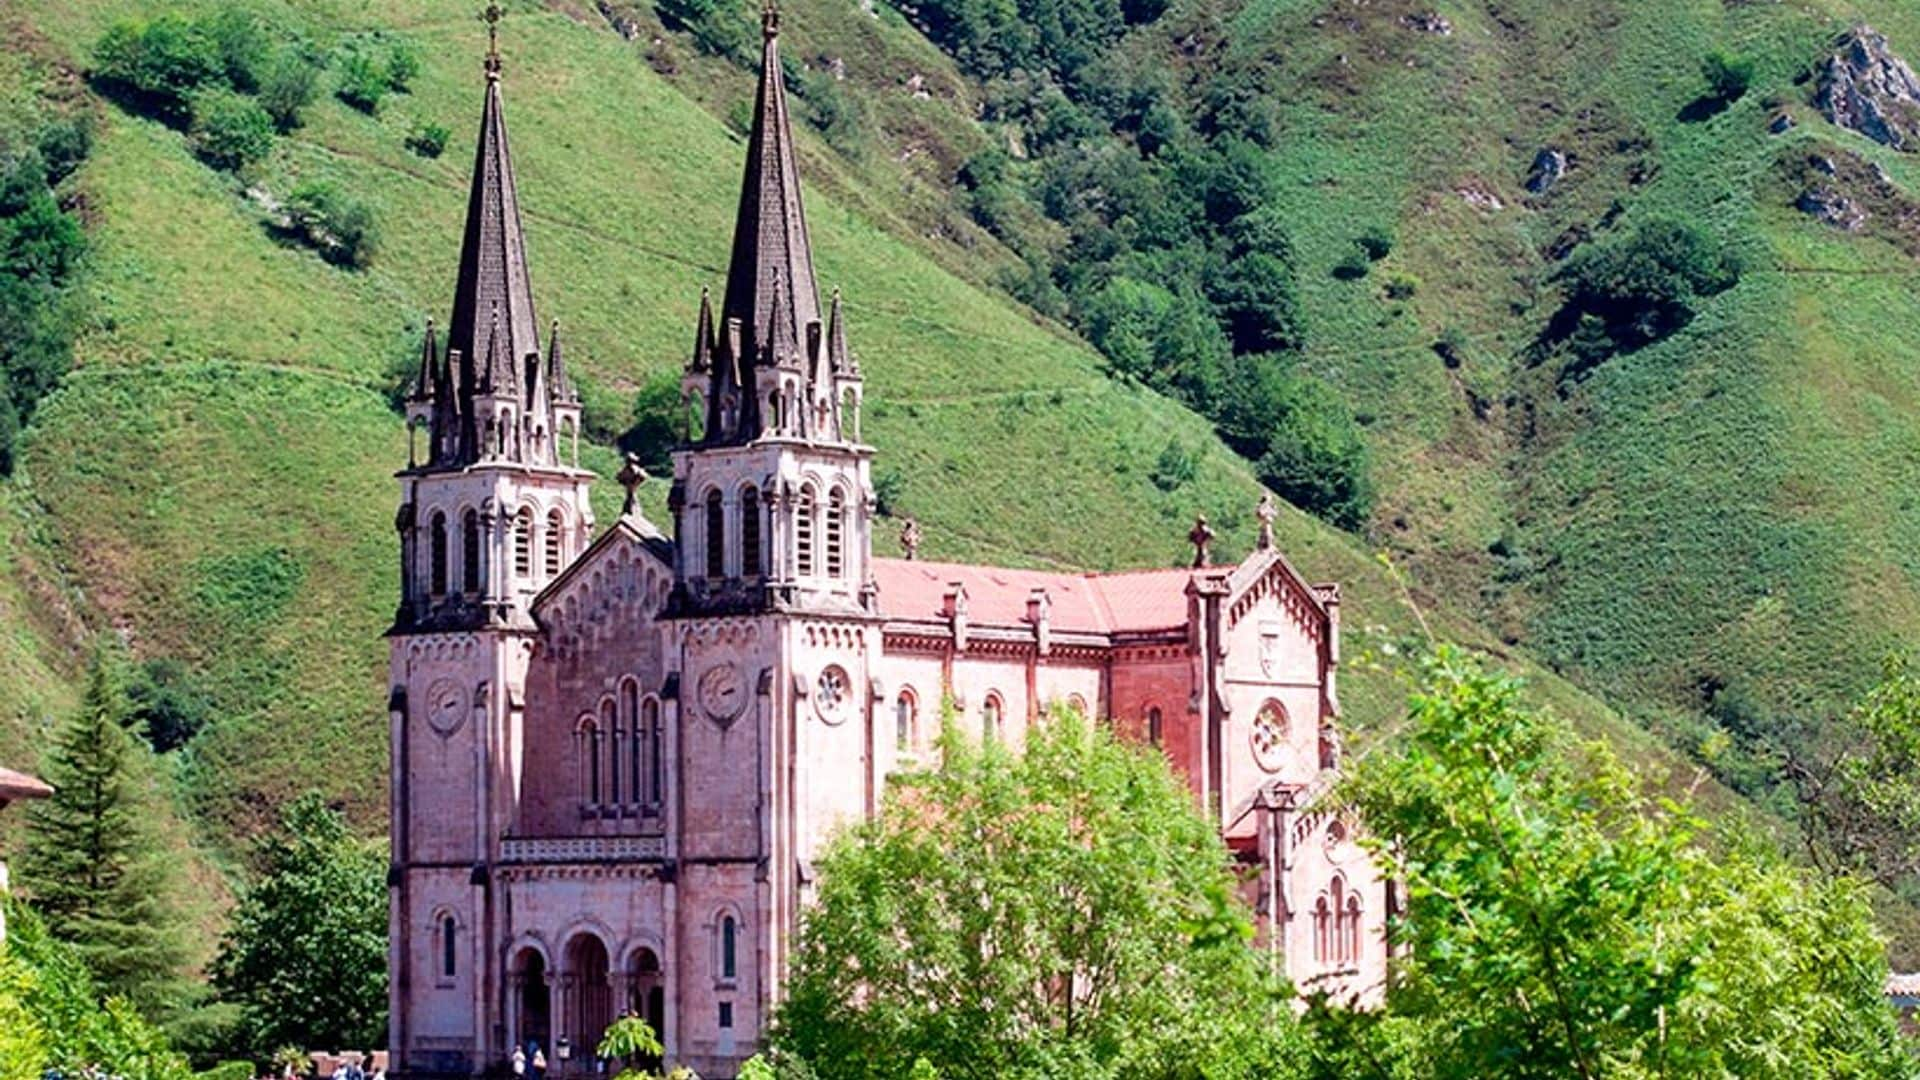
top-left (1526, 148), bottom-right (1567, 194)
top-left (1787, 146), bottom-right (1920, 253)
top-left (1815, 26), bottom-right (1920, 150)
top-left (1402, 11), bottom-right (1452, 36)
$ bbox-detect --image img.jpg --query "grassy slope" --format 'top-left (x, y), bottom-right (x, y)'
top-left (1152, 0), bottom-right (1920, 731)
top-left (0, 0), bottom-right (1751, 867)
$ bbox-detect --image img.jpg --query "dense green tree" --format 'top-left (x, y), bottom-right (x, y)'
top-left (1701, 50), bottom-right (1755, 103)
top-left (1306, 648), bottom-right (1917, 1079)
top-left (2, 901), bottom-right (193, 1080)
top-left (201, 8), bottom-right (271, 93)
top-left (92, 15), bottom-right (223, 121)
top-left (0, 138), bottom-right (86, 472)
top-left (1793, 656), bottom-right (1920, 891)
top-left (189, 90), bottom-right (276, 171)
top-left (212, 793), bottom-right (387, 1058)
top-left (17, 646), bottom-right (186, 1018)
top-left (775, 708), bottom-right (1304, 1079)
top-left (619, 369), bottom-right (686, 472)
top-left (1555, 217), bottom-right (1739, 351)
top-left (258, 49), bottom-right (323, 132)
top-left (1255, 376), bottom-right (1372, 531)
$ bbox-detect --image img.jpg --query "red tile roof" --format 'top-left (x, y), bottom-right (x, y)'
top-left (873, 558), bottom-right (1199, 634)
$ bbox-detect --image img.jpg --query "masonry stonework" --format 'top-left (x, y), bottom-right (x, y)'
top-left (387, 14), bottom-right (1387, 1079)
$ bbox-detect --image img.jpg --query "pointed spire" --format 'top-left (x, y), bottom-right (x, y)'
top-left (445, 18), bottom-right (538, 408)
top-left (411, 319), bottom-right (439, 401)
top-left (481, 302), bottom-right (512, 394)
top-left (546, 318), bottom-right (575, 402)
top-left (720, 1), bottom-right (820, 383)
top-left (689, 287), bottom-right (714, 374)
top-left (764, 268), bottom-right (797, 363)
top-left (828, 287), bottom-right (856, 376)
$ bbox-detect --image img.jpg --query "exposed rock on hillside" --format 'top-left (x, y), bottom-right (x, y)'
top-left (1788, 146), bottom-right (1920, 254)
top-left (1815, 26), bottom-right (1920, 150)
top-left (1526, 148), bottom-right (1567, 194)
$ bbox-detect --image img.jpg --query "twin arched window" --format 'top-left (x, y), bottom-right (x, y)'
top-left (825, 489), bottom-right (846, 578)
top-left (429, 512), bottom-right (449, 596)
top-left (740, 487), bottom-right (761, 577)
top-left (545, 508), bottom-right (565, 576)
top-left (462, 509), bottom-right (481, 594)
top-left (1313, 876), bottom-right (1362, 967)
top-left (705, 489), bottom-right (725, 579)
top-left (513, 507), bottom-right (534, 579)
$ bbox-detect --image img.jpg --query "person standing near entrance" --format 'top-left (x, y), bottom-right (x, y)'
top-left (531, 1045), bottom-right (547, 1080)
top-left (511, 1047), bottom-right (526, 1079)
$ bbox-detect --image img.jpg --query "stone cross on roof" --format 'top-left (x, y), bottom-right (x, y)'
top-left (900, 517), bottom-right (922, 560)
top-left (1256, 491), bottom-right (1277, 550)
top-left (1188, 514), bottom-right (1215, 568)
top-left (618, 454), bottom-right (648, 516)
top-left (482, 3), bottom-right (504, 77)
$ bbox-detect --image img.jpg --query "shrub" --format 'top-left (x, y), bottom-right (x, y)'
top-left (385, 42), bottom-right (422, 92)
top-left (617, 369), bottom-right (684, 471)
top-left (335, 51), bottom-right (387, 113)
top-left (1555, 217), bottom-right (1739, 352)
top-left (1702, 49), bottom-right (1756, 102)
top-left (92, 15), bottom-right (223, 121)
top-left (1357, 223), bottom-right (1395, 260)
top-left (657, 0), bottom-right (756, 63)
top-left (1384, 271), bottom-right (1419, 300)
top-left (406, 122), bottom-right (450, 158)
top-left (1331, 246), bottom-right (1370, 280)
top-left (1151, 439), bottom-right (1196, 491)
top-left (189, 90), bottom-right (275, 171)
top-left (36, 116), bottom-right (92, 184)
top-left (285, 180), bottom-right (379, 268)
top-left (258, 50), bottom-right (322, 132)
top-left (202, 8), bottom-right (270, 93)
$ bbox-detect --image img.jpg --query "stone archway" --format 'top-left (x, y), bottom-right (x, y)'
top-left (625, 947), bottom-right (666, 1071)
top-left (562, 933), bottom-right (613, 1072)
top-left (509, 947), bottom-right (552, 1059)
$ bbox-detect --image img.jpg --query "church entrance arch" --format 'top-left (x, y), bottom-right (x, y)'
top-left (510, 947), bottom-right (552, 1059)
top-left (625, 947), bottom-right (666, 1072)
top-left (562, 933), bottom-right (614, 1073)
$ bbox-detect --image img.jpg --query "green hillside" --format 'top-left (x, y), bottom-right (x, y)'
top-left (8, 0), bottom-right (1920, 967)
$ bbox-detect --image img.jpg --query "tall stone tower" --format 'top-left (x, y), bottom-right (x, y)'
top-left (661, 8), bottom-right (881, 1065)
top-left (387, 23), bottom-right (593, 1073)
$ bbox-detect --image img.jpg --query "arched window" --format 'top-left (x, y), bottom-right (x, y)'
top-left (795, 488), bottom-right (816, 576)
top-left (608, 694), bottom-right (625, 807)
top-left (513, 507), bottom-right (534, 578)
top-left (983, 694), bottom-right (1003, 742)
top-left (1313, 895), bottom-right (1331, 964)
top-left (1344, 894), bottom-right (1363, 966)
top-left (1329, 877), bottom-right (1348, 965)
top-left (895, 689), bottom-right (917, 752)
top-left (578, 715), bottom-right (601, 806)
top-left (621, 682), bottom-right (640, 806)
top-left (545, 508), bottom-right (565, 577)
top-left (705, 489), bottom-right (725, 579)
top-left (429, 512), bottom-right (449, 596)
top-left (1067, 694), bottom-right (1089, 718)
top-left (440, 913), bottom-right (458, 978)
top-left (720, 915), bottom-right (738, 981)
top-left (1147, 706), bottom-right (1164, 748)
top-left (740, 487), bottom-right (761, 577)
top-left (643, 697), bottom-right (663, 807)
top-left (461, 509), bottom-right (481, 594)
top-left (825, 488), bottom-right (845, 578)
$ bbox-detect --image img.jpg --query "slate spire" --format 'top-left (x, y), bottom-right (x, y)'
top-left (720, 2), bottom-right (821, 375)
top-left (446, 24), bottom-right (538, 414)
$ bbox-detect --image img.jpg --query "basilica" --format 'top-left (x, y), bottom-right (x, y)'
top-left (385, 12), bottom-right (1386, 1078)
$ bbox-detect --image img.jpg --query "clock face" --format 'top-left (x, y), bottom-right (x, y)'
top-left (700, 662), bottom-right (746, 724)
top-left (426, 678), bottom-right (466, 736)
top-left (815, 666), bottom-right (850, 724)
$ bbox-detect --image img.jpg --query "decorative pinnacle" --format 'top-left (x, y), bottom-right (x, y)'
top-left (617, 453), bottom-right (649, 517)
top-left (483, 3), bottom-right (505, 78)
top-left (1188, 514), bottom-right (1215, 569)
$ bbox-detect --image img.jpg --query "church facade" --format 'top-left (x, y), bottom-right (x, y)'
top-left (386, 14), bottom-right (1387, 1079)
